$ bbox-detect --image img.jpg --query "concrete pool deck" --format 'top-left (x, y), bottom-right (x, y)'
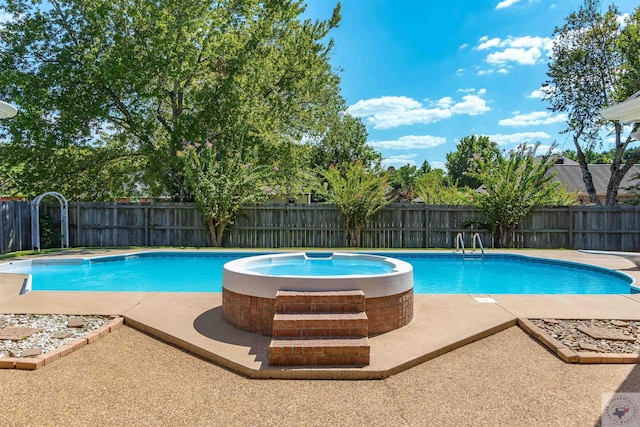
top-left (0, 249), bottom-right (639, 379)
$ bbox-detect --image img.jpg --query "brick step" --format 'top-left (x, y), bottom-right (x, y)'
top-left (272, 312), bottom-right (368, 338)
top-left (269, 337), bottom-right (370, 366)
top-left (274, 290), bottom-right (365, 313)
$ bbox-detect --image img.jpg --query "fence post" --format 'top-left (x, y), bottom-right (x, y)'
top-left (0, 202), bottom-right (4, 254)
top-left (144, 205), bottom-right (149, 246)
top-left (15, 201), bottom-right (22, 252)
top-left (567, 206), bottom-right (574, 249)
top-left (423, 204), bottom-right (429, 248)
top-left (74, 204), bottom-right (80, 247)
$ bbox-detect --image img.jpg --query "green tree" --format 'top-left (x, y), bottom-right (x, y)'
top-left (545, 1), bottom-right (640, 206)
top-left (414, 171), bottom-right (473, 205)
top-left (445, 135), bottom-right (501, 189)
top-left (178, 141), bottom-right (275, 247)
top-left (269, 141), bottom-right (315, 202)
top-left (320, 162), bottom-right (391, 247)
top-left (0, 0), bottom-right (344, 201)
top-left (387, 163), bottom-right (429, 202)
top-left (468, 144), bottom-right (576, 248)
top-left (0, 134), bottom-right (142, 200)
top-left (310, 114), bottom-right (381, 171)
top-left (559, 148), bottom-right (612, 164)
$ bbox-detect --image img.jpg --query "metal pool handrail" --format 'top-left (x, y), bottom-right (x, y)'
top-left (455, 232), bottom-right (465, 258)
top-left (472, 233), bottom-right (485, 258)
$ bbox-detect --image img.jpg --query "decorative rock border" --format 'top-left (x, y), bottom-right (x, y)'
top-left (518, 319), bottom-right (640, 364)
top-left (0, 317), bottom-right (124, 370)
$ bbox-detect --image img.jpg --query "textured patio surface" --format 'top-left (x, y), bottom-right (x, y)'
top-left (0, 325), bottom-right (638, 426)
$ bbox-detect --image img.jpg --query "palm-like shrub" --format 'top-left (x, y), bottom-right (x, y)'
top-left (179, 141), bottom-right (274, 247)
top-left (321, 162), bottom-right (391, 247)
top-left (468, 144), bottom-right (577, 247)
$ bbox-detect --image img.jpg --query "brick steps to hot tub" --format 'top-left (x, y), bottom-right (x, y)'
top-left (269, 290), bottom-right (370, 366)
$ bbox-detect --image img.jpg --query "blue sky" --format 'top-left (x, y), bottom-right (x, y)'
top-left (304, 0), bottom-right (639, 170)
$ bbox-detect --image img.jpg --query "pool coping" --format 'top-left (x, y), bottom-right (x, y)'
top-left (0, 249), bottom-right (639, 378)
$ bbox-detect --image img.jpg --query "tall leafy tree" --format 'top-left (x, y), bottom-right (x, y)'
top-left (309, 114), bottom-right (381, 171)
top-left (445, 135), bottom-right (501, 189)
top-left (387, 164), bottom-right (422, 202)
top-left (0, 0), bottom-right (344, 200)
top-left (544, 1), bottom-right (640, 205)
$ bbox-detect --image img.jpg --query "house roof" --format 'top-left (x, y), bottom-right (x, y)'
top-left (549, 164), bottom-right (640, 196)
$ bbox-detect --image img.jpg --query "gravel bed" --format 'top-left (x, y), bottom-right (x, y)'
top-left (531, 318), bottom-right (640, 354)
top-left (0, 314), bottom-right (111, 358)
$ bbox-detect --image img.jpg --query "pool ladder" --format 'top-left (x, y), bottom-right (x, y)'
top-left (455, 233), bottom-right (485, 259)
top-left (472, 233), bottom-right (485, 258)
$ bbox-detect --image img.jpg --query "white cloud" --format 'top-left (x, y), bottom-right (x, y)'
top-left (450, 95), bottom-right (490, 116)
top-left (369, 135), bottom-right (446, 150)
top-left (0, 12), bottom-right (12, 24)
top-left (347, 96), bottom-right (451, 129)
top-left (348, 93), bottom-right (491, 129)
top-left (496, 0), bottom-right (521, 9)
top-left (456, 68), bottom-right (465, 75)
top-left (486, 47), bottom-right (540, 65)
top-left (486, 131), bottom-right (552, 145)
top-left (499, 111), bottom-right (567, 127)
top-left (477, 88), bottom-right (487, 95)
top-left (477, 37), bottom-right (502, 50)
top-left (528, 88), bottom-right (545, 98)
top-left (430, 161), bottom-right (446, 171)
top-left (348, 96), bottom-right (421, 116)
top-left (435, 97), bottom-right (454, 108)
top-left (382, 154), bottom-right (417, 168)
top-left (475, 35), bottom-right (553, 71)
top-left (534, 144), bottom-right (560, 154)
top-left (459, 43), bottom-right (469, 50)
top-left (617, 13), bottom-right (630, 27)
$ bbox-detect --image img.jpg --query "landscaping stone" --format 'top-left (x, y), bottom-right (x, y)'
top-left (611, 320), bottom-right (629, 327)
top-left (67, 318), bottom-right (85, 328)
top-left (21, 348), bottom-right (42, 357)
top-left (577, 326), bottom-right (636, 342)
top-left (579, 342), bottom-right (599, 352)
top-left (51, 332), bottom-right (74, 339)
top-left (530, 319), bottom-right (640, 355)
top-left (0, 327), bottom-right (43, 341)
top-left (0, 314), bottom-right (112, 364)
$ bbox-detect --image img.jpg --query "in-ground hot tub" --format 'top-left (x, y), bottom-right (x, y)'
top-left (222, 252), bottom-right (414, 336)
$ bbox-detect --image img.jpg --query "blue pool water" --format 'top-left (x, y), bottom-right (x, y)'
top-left (2, 252), bottom-right (635, 294)
top-left (244, 258), bottom-right (394, 276)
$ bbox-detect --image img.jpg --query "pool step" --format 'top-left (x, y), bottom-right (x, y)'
top-left (272, 312), bottom-right (368, 338)
top-left (274, 290), bottom-right (366, 313)
top-left (269, 337), bottom-right (370, 366)
top-left (269, 290), bottom-right (370, 366)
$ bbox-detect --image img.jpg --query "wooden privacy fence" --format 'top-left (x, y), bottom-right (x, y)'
top-left (1, 201), bottom-right (639, 253)
top-left (0, 201), bottom-right (31, 254)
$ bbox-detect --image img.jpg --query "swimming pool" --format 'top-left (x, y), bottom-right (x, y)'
top-left (0, 251), bottom-right (635, 294)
